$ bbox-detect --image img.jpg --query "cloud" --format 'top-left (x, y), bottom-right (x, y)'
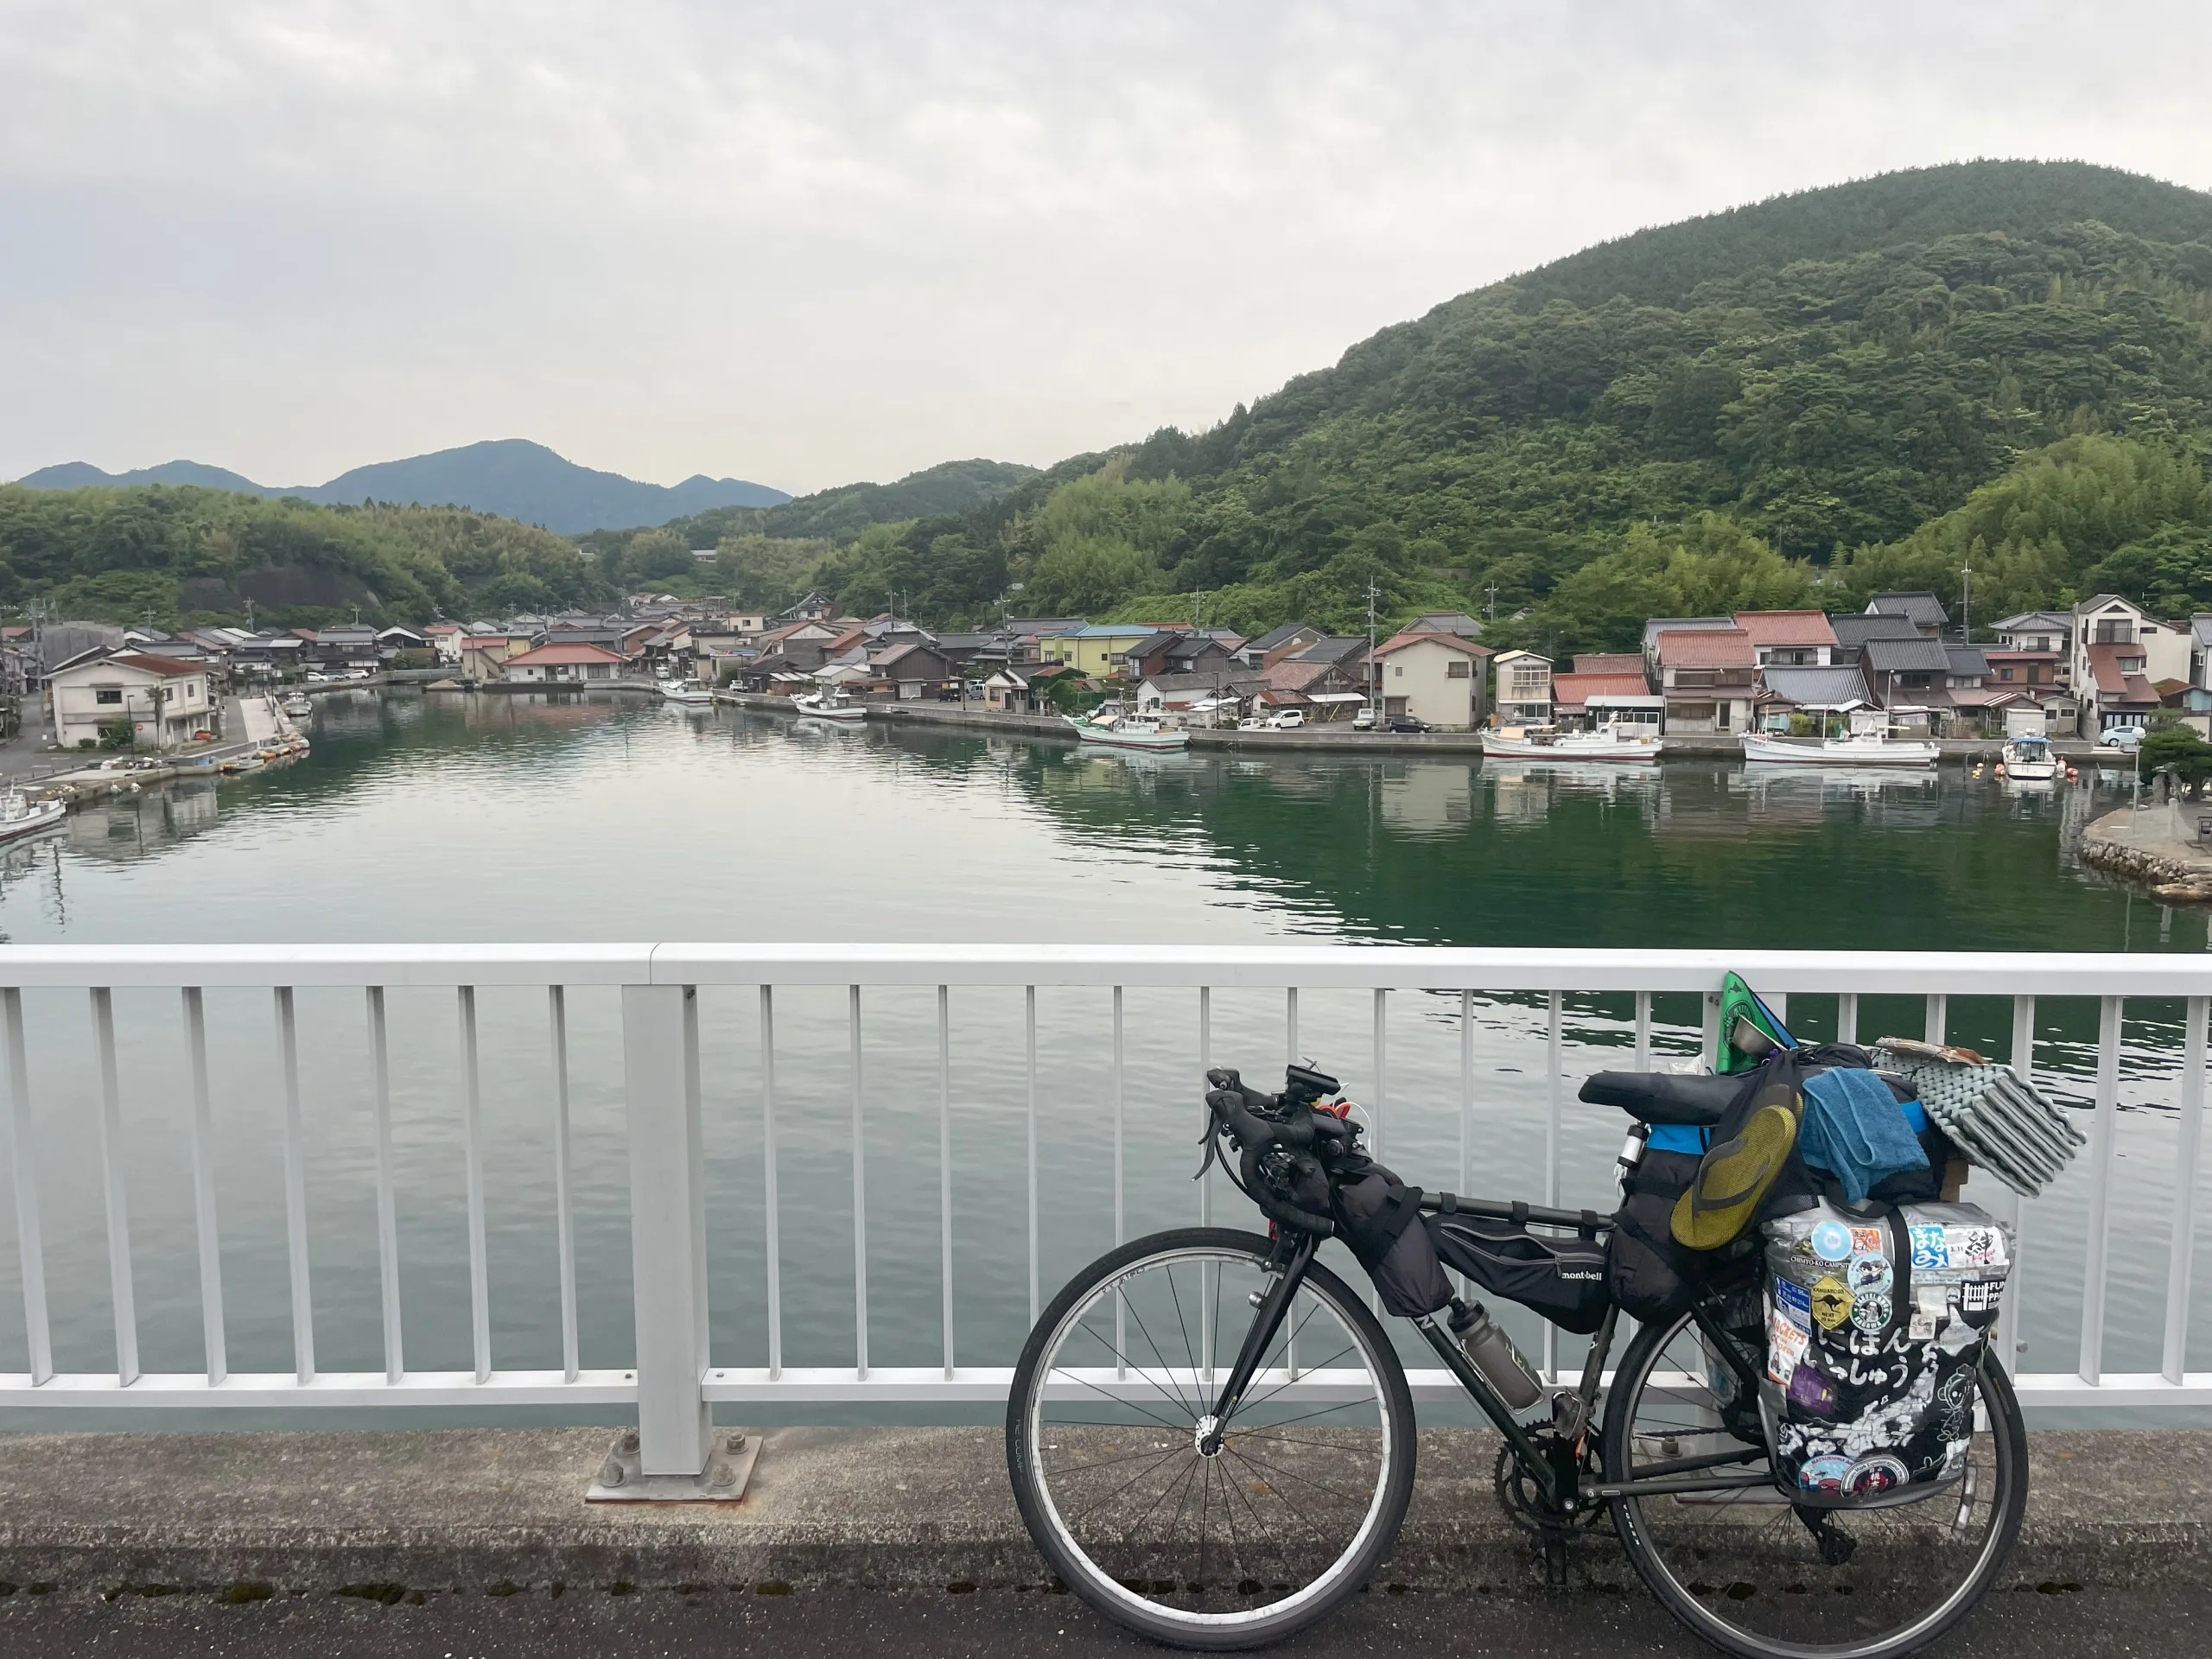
top-left (3, 1), bottom-right (2209, 493)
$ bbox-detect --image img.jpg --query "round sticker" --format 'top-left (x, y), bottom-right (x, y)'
top-left (1810, 1219), bottom-right (1853, 1262)
top-left (1809, 1276), bottom-right (1853, 1330)
top-left (1797, 1455), bottom-right (1851, 1493)
top-left (1845, 1455), bottom-right (1908, 1496)
top-left (1849, 1290), bottom-right (1893, 1333)
top-left (1847, 1253), bottom-right (1893, 1297)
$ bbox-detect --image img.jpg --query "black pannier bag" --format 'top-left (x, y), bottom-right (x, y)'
top-left (1332, 1164), bottom-right (1453, 1318)
top-left (1427, 1202), bottom-right (1611, 1334)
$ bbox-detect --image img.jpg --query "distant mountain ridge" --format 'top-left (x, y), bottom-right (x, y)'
top-left (11, 439), bottom-right (790, 533)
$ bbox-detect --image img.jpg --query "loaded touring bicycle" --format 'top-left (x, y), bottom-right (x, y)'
top-left (1006, 979), bottom-right (2056, 1659)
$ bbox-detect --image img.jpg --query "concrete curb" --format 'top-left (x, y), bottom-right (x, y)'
top-left (0, 1428), bottom-right (2202, 1599)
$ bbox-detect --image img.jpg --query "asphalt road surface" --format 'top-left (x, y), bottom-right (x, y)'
top-left (0, 1580), bottom-right (2196, 1658)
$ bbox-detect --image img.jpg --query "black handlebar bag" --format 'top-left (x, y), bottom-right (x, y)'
top-left (1332, 1160), bottom-right (1452, 1318)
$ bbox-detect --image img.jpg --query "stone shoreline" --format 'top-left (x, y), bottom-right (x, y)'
top-left (2079, 804), bottom-right (2212, 901)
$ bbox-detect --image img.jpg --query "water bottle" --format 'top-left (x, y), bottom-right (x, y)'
top-left (1450, 1298), bottom-right (1542, 1412)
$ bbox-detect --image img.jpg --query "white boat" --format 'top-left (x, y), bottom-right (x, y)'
top-left (1741, 728), bottom-right (1940, 768)
top-left (792, 690), bottom-right (868, 722)
top-left (0, 788), bottom-right (66, 845)
top-left (1999, 734), bottom-right (2059, 782)
top-left (1482, 722), bottom-right (1662, 763)
top-left (1066, 711), bottom-right (1190, 751)
top-left (660, 683), bottom-right (717, 708)
top-left (281, 695), bottom-right (313, 716)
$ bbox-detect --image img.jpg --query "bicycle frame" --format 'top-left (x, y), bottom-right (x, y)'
top-left (1201, 1196), bottom-right (1773, 1515)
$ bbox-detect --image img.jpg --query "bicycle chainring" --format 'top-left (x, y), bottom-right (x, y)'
top-left (1492, 1433), bottom-right (1603, 1537)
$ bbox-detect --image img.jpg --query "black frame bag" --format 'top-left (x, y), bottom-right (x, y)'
top-left (1428, 1202), bottom-right (1611, 1334)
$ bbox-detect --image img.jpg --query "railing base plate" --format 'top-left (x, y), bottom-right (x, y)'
top-left (585, 1428), bottom-right (759, 1503)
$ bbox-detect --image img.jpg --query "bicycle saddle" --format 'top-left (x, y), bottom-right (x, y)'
top-left (1577, 1070), bottom-right (1743, 1127)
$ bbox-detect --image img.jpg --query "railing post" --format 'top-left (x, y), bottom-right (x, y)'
top-left (622, 982), bottom-right (711, 1477)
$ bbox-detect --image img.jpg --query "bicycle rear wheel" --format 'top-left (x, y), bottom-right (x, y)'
top-left (1602, 1306), bottom-right (2027, 1659)
top-left (1006, 1227), bottom-right (1415, 1650)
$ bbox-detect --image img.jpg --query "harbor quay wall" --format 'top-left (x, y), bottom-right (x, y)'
top-left (2080, 803), bottom-right (2212, 901)
top-left (0, 1426), bottom-right (2202, 1599)
top-left (715, 693), bottom-right (2135, 765)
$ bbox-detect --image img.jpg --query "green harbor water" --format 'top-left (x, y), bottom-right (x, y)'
top-left (0, 688), bottom-right (2202, 1425)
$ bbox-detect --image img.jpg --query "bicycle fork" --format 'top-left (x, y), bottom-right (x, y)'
top-left (1196, 1232), bottom-right (1320, 1453)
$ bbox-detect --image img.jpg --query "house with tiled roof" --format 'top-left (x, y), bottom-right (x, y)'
top-left (1370, 632), bottom-right (1494, 729)
top-left (48, 650), bottom-right (214, 750)
top-left (1732, 610), bottom-right (1838, 667)
top-left (1652, 628), bottom-right (1756, 734)
top-left (500, 641), bottom-right (630, 684)
top-left (1866, 592), bottom-right (1949, 637)
top-left (2071, 596), bottom-right (2192, 738)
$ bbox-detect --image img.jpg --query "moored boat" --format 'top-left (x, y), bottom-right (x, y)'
top-left (1481, 722), bottom-right (1661, 763)
top-left (1999, 733), bottom-right (2058, 782)
top-left (1066, 710), bottom-right (1190, 751)
top-left (0, 787), bottom-right (66, 845)
top-left (660, 683), bottom-right (717, 707)
top-left (281, 694), bottom-right (313, 716)
top-left (792, 690), bottom-right (868, 722)
top-left (1742, 713), bottom-right (1939, 768)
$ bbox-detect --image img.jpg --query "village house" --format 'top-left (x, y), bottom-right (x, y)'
top-left (1733, 610), bottom-right (1837, 667)
top-left (1993, 610), bottom-right (2073, 667)
top-left (1489, 649), bottom-right (1553, 726)
top-left (376, 625), bottom-right (429, 660)
top-left (1237, 623), bottom-right (1328, 671)
top-left (423, 622), bottom-right (467, 664)
top-left (500, 641), bottom-right (629, 684)
top-left (1137, 671), bottom-right (1265, 724)
top-left (1652, 629), bottom-right (1757, 734)
top-left (308, 624), bottom-right (382, 673)
top-left (1549, 653), bottom-right (1661, 730)
top-left (460, 635), bottom-right (530, 682)
top-left (1860, 636), bottom-right (1952, 728)
top-left (1754, 664), bottom-right (1872, 731)
top-left (1827, 612), bottom-right (1927, 667)
top-left (1037, 624), bottom-right (1155, 677)
top-left (1366, 633), bottom-right (1494, 729)
top-left (48, 651), bottom-right (214, 750)
top-left (2072, 594), bottom-right (2190, 739)
top-left (1259, 639), bottom-right (1372, 721)
top-left (868, 640), bottom-right (959, 700)
top-left (1865, 592), bottom-right (1948, 639)
top-left (1122, 629), bottom-right (1241, 684)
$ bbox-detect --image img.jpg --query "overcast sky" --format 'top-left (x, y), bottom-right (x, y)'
top-left (4, 3), bottom-right (2210, 496)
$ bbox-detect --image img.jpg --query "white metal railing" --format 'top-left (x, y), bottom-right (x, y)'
top-left (0, 944), bottom-right (2208, 1480)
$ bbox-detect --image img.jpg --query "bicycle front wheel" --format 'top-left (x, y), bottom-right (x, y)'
top-left (1603, 1306), bottom-right (2028, 1659)
top-left (1006, 1227), bottom-right (1415, 1651)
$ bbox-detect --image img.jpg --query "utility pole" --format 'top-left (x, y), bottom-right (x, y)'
top-left (1960, 563), bottom-right (1973, 644)
top-left (1367, 579), bottom-right (1380, 725)
top-left (1484, 582), bottom-right (1498, 626)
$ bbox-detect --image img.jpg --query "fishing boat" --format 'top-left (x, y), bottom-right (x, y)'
top-left (660, 683), bottom-right (717, 708)
top-left (281, 694), bottom-right (313, 716)
top-left (1741, 713), bottom-right (1939, 768)
top-left (1065, 710), bottom-right (1190, 751)
top-left (1481, 722), bottom-right (1662, 763)
top-left (0, 788), bottom-right (66, 845)
top-left (792, 690), bottom-right (867, 723)
top-left (1999, 732), bottom-right (2058, 782)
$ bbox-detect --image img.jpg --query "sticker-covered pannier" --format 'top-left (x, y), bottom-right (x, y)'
top-left (1760, 1199), bottom-right (2011, 1505)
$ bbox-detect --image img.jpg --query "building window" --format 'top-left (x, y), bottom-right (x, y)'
top-left (95, 688), bottom-right (123, 704)
top-left (2094, 619), bottom-right (2133, 644)
top-left (1394, 664), bottom-right (1403, 677)
top-left (1509, 667), bottom-right (1547, 693)
top-left (1446, 659), bottom-right (1471, 679)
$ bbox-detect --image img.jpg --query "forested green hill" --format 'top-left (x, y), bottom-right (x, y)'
top-left (0, 485), bottom-right (609, 626)
top-left (779, 160), bottom-right (2212, 645)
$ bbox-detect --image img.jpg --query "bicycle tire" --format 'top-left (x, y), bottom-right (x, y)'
top-left (1602, 1307), bottom-right (2029, 1659)
top-left (1006, 1227), bottom-right (1417, 1651)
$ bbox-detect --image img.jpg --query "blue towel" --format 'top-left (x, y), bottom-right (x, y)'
top-left (1800, 1068), bottom-right (1928, 1205)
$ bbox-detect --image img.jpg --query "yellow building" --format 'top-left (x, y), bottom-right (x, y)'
top-left (1036, 625), bottom-right (1158, 678)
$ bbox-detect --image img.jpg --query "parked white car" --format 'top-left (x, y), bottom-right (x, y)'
top-left (1352, 707), bottom-right (1376, 730)
top-left (1265, 709), bottom-right (1306, 729)
top-left (2100, 725), bottom-right (2145, 750)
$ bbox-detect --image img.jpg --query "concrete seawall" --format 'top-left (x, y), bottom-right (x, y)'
top-left (715, 694), bottom-right (2138, 765)
top-left (0, 1427), bottom-right (2202, 1598)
